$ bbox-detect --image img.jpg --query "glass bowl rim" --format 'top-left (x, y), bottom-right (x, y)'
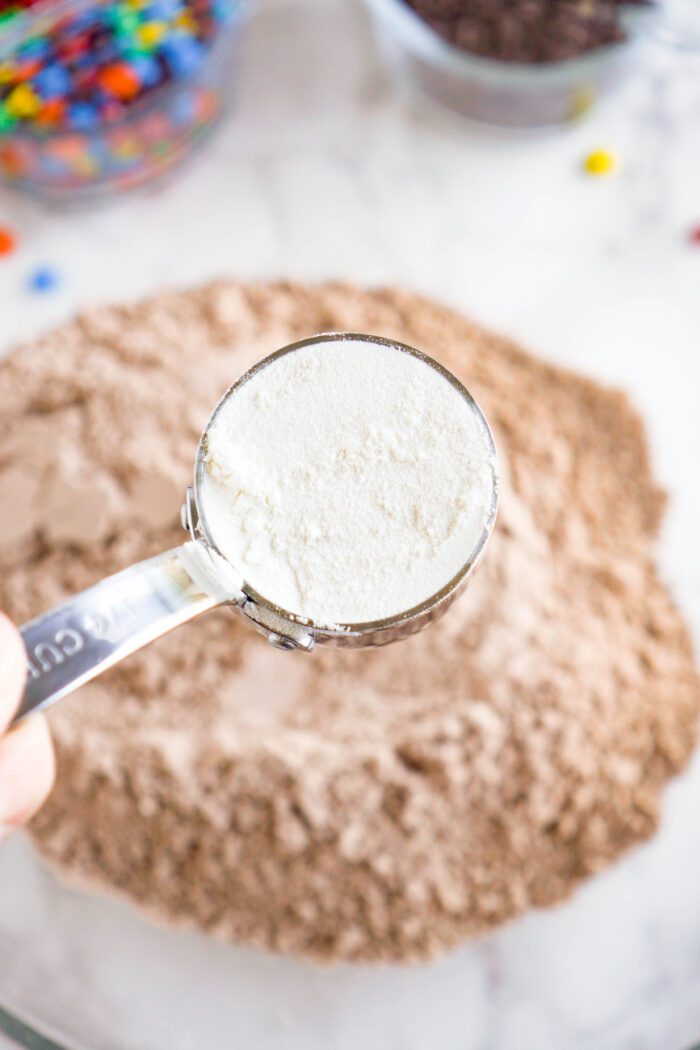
top-left (362, 0), bottom-right (658, 84)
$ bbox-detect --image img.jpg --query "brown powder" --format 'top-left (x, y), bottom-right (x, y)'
top-left (1, 280), bottom-right (697, 963)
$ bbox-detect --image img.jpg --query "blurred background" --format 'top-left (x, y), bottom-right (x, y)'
top-left (1, 0), bottom-right (700, 1047)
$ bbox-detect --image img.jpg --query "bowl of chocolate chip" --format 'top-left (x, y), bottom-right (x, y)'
top-left (363, 0), bottom-right (657, 127)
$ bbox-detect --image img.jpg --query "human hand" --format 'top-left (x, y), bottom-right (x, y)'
top-left (0, 614), bottom-right (55, 842)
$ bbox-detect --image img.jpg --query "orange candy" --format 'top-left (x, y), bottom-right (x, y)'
top-left (15, 59), bottom-right (42, 82)
top-left (99, 63), bottom-right (141, 101)
top-left (0, 226), bottom-right (16, 256)
top-left (36, 99), bottom-right (66, 127)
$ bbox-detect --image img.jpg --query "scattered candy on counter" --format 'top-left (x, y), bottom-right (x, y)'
top-left (26, 264), bottom-right (60, 292)
top-left (583, 148), bottom-right (618, 176)
top-left (0, 224), bottom-right (16, 254)
top-left (0, 0), bottom-right (241, 198)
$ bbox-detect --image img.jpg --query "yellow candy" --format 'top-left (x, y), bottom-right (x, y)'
top-left (0, 64), bottom-right (15, 85)
top-left (137, 21), bottom-right (167, 48)
top-left (6, 83), bottom-right (41, 119)
top-left (584, 149), bottom-right (618, 177)
top-left (175, 12), bottom-right (196, 31)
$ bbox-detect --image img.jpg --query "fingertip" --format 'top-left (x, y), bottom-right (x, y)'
top-left (0, 613), bottom-right (27, 731)
top-left (0, 714), bottom-right (55, 828)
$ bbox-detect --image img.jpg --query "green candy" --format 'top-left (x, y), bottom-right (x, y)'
top-left (111, 7), bottom-right (141, 36)
top-left (0, 106), bottom-right (17, 134)
top-left (122, 45), bottom-right (151, 60)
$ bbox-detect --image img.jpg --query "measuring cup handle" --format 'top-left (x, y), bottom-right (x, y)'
top-left (13, 545), bottom-right (234, 728)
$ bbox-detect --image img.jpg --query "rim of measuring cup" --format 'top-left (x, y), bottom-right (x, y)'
top-left (193, 332), bottom-right (500, 637)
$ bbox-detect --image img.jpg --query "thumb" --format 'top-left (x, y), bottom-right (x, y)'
top-left (0, 613), bottom-right (26, 731)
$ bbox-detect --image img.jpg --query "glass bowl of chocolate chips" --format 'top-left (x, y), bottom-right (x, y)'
top-left (363, 0), bottom-right (658, 127)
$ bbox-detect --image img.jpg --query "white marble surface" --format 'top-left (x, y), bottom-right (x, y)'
top-left (1, 0), bottom-right (700, 1047)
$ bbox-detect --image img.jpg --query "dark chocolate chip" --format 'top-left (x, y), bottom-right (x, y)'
top-left (404, 0), bottom-right (652, 63)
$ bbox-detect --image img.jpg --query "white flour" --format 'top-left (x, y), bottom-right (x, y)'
top-left (201, 337), bottom-right (497, 625)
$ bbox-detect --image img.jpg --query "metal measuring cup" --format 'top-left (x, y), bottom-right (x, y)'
top-left (14, 333), bottom-right (499, 727)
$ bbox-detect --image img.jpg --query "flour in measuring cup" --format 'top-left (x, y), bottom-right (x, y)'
top-left (201, 337), bottom-right (497, 625)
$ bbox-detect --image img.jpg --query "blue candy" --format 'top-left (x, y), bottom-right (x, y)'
top-left (145, 0), bottom-right (182, 20)
top-left (27, 266), bottom-right (60, 294)
top-left (68, 102), bottom-right (100, 130)
top-left (33, 64), bottom-right (72, 100)
top-left (162, 36), bottom-right (205, 79)
top-left (130, 54), bottom-right (161, 88)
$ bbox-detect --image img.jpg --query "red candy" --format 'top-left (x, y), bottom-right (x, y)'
top-left (689, 226), bottom-right (700, 246)
top-left (57, 34), bottom-right (90, 61)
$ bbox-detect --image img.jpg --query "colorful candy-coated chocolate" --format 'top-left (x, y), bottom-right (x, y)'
top-left (6, 82), bottom-right (41, 117)
top-left (175, 11), bottom-right (195, 31)
top-left (162, 35), bottom-right (204, 77)
top-left (148, 0), bottom-right (181, 19)
top-left (36, 98), bottom-right (66, 125)
top-left (130, 53), bottom-right (160, 87)
top-left (137, 20), bottom-right (167, 47)
top-left (0, 0), bottom-right (237, 134)
top-left (0, 79), bottom-right (223, 194)
top-left (33, 64), bottom-right (72, 98)
top-left (0, 105), bottom-right (17, 131)
top-left (584, 149), bottom-right (618, 176)
top-left (27, 265), bottom-right (60, 292)
top-left (15, 58), bottom-right (42, 80)
top-left (0, 0), bottom-right (235, 197)
top-left (110, 7), bottom-right (140, 34)
top-left (0, 225), bottom-right (16, 255)
top-left (68, 101), bottom-right (100, 129)
top-left (99, 62), bottom-right (142, 99)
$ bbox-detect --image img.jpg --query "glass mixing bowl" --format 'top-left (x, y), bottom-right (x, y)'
top-left (0, 0), bottom-right (247, 202)
top-left (362, 0), bottom-right (657, 128)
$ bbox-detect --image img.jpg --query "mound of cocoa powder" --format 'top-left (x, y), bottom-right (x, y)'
top-left (404, 0), bottom-right (651, 64)
top-left (0, 281), bottom-right (697, 963)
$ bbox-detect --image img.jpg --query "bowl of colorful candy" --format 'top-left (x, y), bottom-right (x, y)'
top-left (363, 0), bottom-right (658, 128)
top-left (0, 0), bottom-right (245, 201)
